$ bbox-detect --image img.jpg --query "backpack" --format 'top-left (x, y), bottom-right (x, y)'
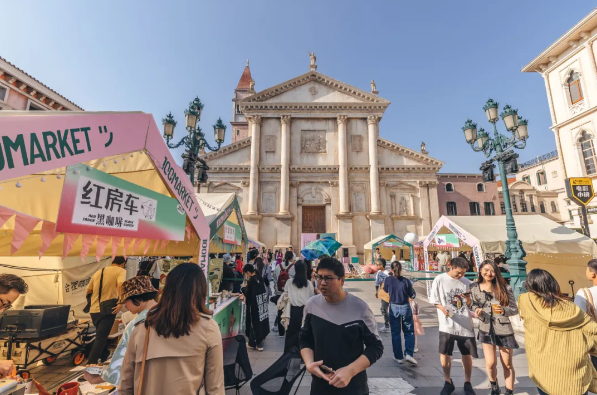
top-left (137, 259), bottom-right (155, 276)
top-left (277, 263), bottom-right (294, 292)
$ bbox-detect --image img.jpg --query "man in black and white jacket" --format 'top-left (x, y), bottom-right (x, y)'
top-left (300, 257), bottom-right (383, 395)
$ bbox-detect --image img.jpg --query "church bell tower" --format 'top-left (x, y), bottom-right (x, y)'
top-left (231, 60), bottom-right (254, 143)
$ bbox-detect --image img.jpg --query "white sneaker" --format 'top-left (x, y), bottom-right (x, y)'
top-left (414, 347), bottom-right (419, 353)
top-left (392, 357), bottom-right (403, 364)
top-left (379, 326), bottom-right (390, 333)
top-left (405, 355), bottom-right (418, 365)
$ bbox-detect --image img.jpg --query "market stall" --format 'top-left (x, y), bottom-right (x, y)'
top-left (0, 111), bottom-right (214, 386)
top-left (423, 215), bottom-right (597, 295)
top-left (195, 192), bottom-right (247, 338)
top-left (364, 234), bottom-right (415, 270)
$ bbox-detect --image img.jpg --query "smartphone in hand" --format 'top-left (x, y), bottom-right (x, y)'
top-left (320, 365), bottom-right (335, 375)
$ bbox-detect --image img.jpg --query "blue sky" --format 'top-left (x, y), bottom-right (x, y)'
top-left (1, 1), bottom-right (595, 172)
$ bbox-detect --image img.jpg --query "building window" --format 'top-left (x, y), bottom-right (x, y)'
top-left (28, 103), bottom-right (43, 111)
top-left (569, 210), bottom-right (574, 220)
top-left (540, 201), bottom-right (546, 214)
top-left (512, 196), bottom-right (518, 212)
top-left (236, 129), bottom-right (240, 136)
top-left (519, 191), bottom-right (528, 212)
top-left (551, 201), bottom-right (558, 213)
top-left (236, 104), bottom-right (241, 114)
top-left (567, 71), bottom-right (584, 104)
top-left (446, 202), bottom-right (457, 216)
top-left (484, 202), bottom-right (495, 216)
top-left (0, 85), bottom-right (7, 102)
top-left (469, 202), bottom-right (480, 216)
top-left (580, 131), bottom-right (597, 175)
top-left (529, 195), bottom-right (536, 212)
top-left (522, 175), bottom-right (531, 185)
top-left (445, 183), bottom-right (454, 192)
top-left (500, 202), bottom-right (506, 214)
top-left (536, 171), bottom-right (547, 186)
top-left (477, 183), bottom-right (485, 192)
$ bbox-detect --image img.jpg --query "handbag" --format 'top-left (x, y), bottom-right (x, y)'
top-left (98, 268), bottom-right (119, 315)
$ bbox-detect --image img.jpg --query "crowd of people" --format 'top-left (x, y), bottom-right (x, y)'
top-left (3, 248), bottom-right (597, 395)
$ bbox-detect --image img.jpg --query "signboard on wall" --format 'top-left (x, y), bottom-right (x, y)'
top-left (57, 163), bottom-right (186, 240)
top-left (223, 221), bottom-right (241, 245)
top-left (435, 234), bottom-right (460, 248)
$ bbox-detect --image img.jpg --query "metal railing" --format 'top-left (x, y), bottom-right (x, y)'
top-left (519, 150), bottom-right (558, 169)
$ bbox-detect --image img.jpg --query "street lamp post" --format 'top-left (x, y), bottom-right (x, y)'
top-left (162, 97), bottom-right (226, 185)
top-left (462, 98), bottom-right (530, 298)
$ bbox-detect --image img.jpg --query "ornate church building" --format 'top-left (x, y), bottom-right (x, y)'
top-left (199, 56), bottom-right (443, 258)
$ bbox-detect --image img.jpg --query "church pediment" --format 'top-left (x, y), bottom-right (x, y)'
top-left (377, 138), bottom-right (443, 169)
top-left (240, 71), bottom-right (390, 107)
top-left (201, 137), bottom-right (251, 164)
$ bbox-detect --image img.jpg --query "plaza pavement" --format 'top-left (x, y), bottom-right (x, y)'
top-left (233, 280), bottom-right (540, 395)
top-left (30, 279), bottom-right (539, 394)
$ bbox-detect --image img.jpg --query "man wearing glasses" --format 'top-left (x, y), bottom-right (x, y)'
top-left (0, 274), bottom-right (28, 378)
top-left (300, 257), bottom-right (383, 394)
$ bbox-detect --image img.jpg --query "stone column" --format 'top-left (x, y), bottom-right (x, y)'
top-left (337, 115), bottom-right (349, 214)
top-left (419, 182), bottom-right (432, 234)
top-left (247, 115), bottom-right (261, 215)
top-left (279, 115), bottom-right (291, 214)
top-left (427, 181), bottom-right (440, 226)
top-left (367, 116), bottom-right (381, 214)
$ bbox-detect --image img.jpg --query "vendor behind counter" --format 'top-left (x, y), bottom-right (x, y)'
top-left (0, 274), bottom-right (29, 379)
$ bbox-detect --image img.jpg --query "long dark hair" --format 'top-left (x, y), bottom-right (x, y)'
top-left (305, 260), bottom-right (313, 281)
top-left (477, 260), bottom-right (509, 306)
top-left (145, 263), bottom-right (211, 338)
top-left (292, 260), bottom-right (308, 289)
top-left (524, 268), bottom-right (571, 308)
top-left (253, 257), bottom-right (264, 280)
top-left (284, 251), bottom-right (294, 266)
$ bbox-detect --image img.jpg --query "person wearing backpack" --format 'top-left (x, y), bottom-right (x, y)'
top-left (574, 258), bottom-right (597, 370)
top-left (272, 251), bottom-right (296, 336)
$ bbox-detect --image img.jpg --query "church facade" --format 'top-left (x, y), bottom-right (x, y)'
top-left (199, 57), bottom-right (443, 259)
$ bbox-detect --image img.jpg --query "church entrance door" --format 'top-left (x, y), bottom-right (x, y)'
top-left (302, 206), bottom-right (326, 234)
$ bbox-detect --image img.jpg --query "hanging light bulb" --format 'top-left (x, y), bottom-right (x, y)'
top-left (57, 174), bottom-right (62, 179)
top-left (122, 156), bottom-right (126, 160)
top-left (103, 162), bottom-right (107, 167)
top-left (130, 153), bottom-right (134, 157)
top-left (16, 182), bottom-right (22, 188)
top-left (41, 177), bottom-right (46, 182)
top-left (114, 159), bottom-right (118, 164)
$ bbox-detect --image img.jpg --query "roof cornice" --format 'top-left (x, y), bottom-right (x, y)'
top-left (522, 8), bottom-right (597, 73)
top-left (377, 137), bottom-right (444, 167)
top-left (241, 71), bottom-right (390, 105)
top-left (201, 137), bottom-right (251, 161)
top-left (241, 102), bottom-right (389, 113)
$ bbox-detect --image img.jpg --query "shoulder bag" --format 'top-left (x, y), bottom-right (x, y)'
top-left (98, 268), bottom-right (119, 315)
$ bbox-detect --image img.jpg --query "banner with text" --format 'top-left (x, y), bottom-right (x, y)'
top-left (223, 221), bottom-right (242, 245)
top-left (57, 163), bottom-right (186, 240)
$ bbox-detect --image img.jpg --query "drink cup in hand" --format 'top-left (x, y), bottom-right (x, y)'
top-left (491, 300), bottom-right (502, 315)
top-left (445, 304), bottom-right (454, 317)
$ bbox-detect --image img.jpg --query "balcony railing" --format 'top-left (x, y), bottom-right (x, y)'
top-left (519, 150), bottom-right (558, 169)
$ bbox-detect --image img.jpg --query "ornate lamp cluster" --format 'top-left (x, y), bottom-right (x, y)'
top-left (162, 97), bottom-right (226, 185)
top-left (460, 98), bottom-right (530, 299)
top-left (462, 99), bottom-right (529, 159)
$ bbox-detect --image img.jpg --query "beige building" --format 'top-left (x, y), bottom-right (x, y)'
top-left (522, 8), bottom-right (597, 232)
top-left (200, 57), bottom-right (443, 259)
top-left (0, 56), bottom-right (82, 112)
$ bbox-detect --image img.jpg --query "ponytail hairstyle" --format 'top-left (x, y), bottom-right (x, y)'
top-left (284, 251), bottom-right (294, 266)
top-left (391, 261), bottom-right (402, 277)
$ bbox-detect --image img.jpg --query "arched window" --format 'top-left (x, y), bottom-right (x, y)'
top-left (519, 191), bottom-right (528, 212)
top-left (522, 175), bottom-right (531, 185)
top-left (580, 131), bottom-right (597, 175)
top-left (536, 171), bottom-right (547, 186)
top-left (567, 71), bottom-right (584, 104)
top-left (445, 183), bottom-right (454, 192)
top-left (477, 183), bottom-right (485, 192)
top-left (540, 201), bottom-right (546, 214)
top-left (551, 201), bottom-right (558, 213)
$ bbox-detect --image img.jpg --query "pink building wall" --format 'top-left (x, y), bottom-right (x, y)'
top-left (437, 174), bottom-right (501, 216)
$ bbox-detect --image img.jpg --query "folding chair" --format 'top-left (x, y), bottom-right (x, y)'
top-left (222, 335), bottom-right (253, 395)
top-left (249, 348), bottom-right (306, 395)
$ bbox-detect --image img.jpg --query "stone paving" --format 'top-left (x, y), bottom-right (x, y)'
top-left (29, 280), bottom-right (539, 394)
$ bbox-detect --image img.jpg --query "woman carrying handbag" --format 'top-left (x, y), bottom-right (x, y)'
top-left (470, 260), bottom-right (518, 395)
top-left (119, 263), bottom-right (224, 395)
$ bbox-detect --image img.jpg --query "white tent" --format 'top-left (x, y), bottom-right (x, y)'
top-left (423, 215), bottom-right (597, 292)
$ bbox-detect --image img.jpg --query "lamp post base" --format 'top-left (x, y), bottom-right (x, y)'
top-left (505, 238), bottom-right (527, 299)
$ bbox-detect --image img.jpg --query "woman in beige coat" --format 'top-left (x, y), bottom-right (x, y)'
top-left (119, 263), bottom-right (224, 395)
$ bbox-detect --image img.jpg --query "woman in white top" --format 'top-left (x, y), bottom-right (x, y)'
top-left (284, 260), bottom-right (315, 353)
